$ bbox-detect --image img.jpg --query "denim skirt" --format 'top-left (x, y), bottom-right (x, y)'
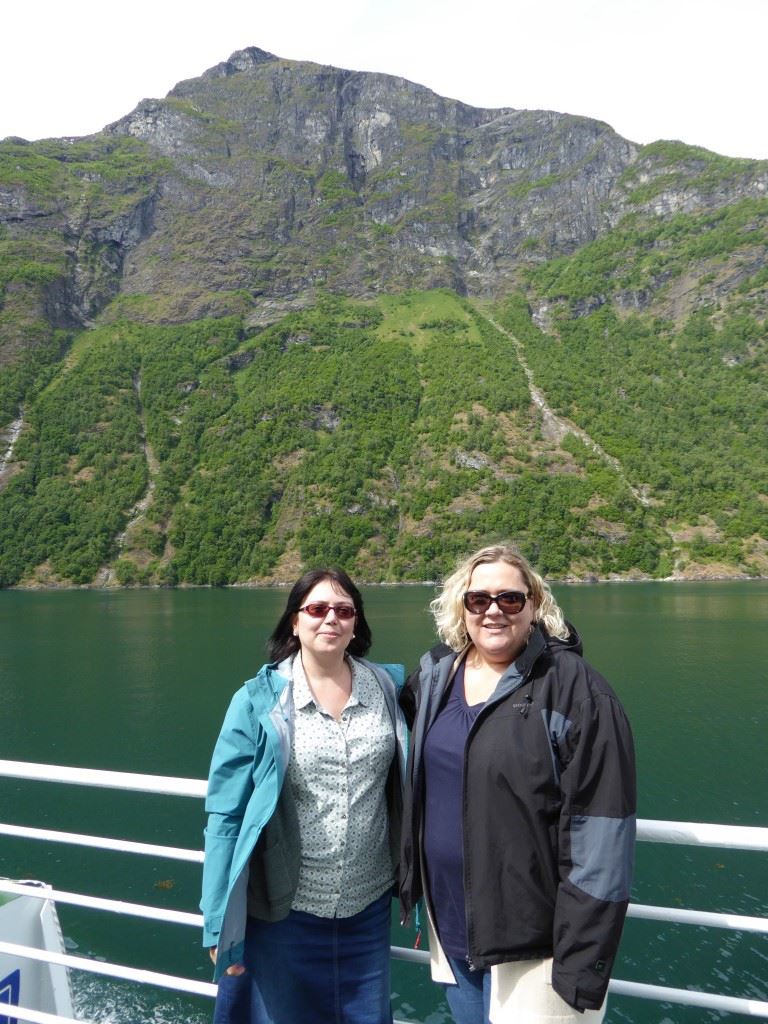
top-left (213, 890), bottom-right (393, 1024)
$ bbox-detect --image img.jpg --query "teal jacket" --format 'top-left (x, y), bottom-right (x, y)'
top-left (200, 656), bottom-right (407, 981)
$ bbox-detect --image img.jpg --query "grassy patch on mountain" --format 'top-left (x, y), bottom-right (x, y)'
top-left (620, 141), bottom-right (763, 203)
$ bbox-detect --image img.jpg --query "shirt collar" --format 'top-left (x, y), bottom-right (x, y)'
top-left (291, 655), bottom-right (373, 710)
top-left (292, 656), bottom-right (316, 710)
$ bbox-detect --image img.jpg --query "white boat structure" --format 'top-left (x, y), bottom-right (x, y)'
top-left (0, 758), bottom-right (766, 1023)
top-left (0, 880), bottom-right (74, 1020)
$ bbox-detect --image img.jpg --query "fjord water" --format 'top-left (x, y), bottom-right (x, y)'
top-left (1, 582), bottom-right (766, 1023)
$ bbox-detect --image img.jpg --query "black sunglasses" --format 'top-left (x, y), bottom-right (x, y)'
top-left (463, 590), bottom-right (530, 615)
top-left (298, 602), bottom-right (356, 620)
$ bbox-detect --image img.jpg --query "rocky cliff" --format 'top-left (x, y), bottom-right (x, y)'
top-left (0, 48), bottom-right (766, 586)
top-left (3, 46), bottom-right (767, 348)
top-left (101, 47), bottom-right (640, 313)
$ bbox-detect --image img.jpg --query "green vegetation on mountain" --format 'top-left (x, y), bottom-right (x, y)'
top-left (0, 291), bottom-right (678, 586)
top-left (495, 189), bottom-right (768, 576)
top-left (529, 197), bottom-right (768, 307)
top-left (1, 47), bottom-right (766, 585)
top-left (0, 134), bottom-right (168, 424)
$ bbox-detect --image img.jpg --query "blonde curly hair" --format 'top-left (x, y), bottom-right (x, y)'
top-left (431, 543), bottom-right (569, 651)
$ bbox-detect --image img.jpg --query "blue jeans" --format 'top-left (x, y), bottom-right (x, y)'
top-left (441, 957), bottom-right (491, 1024)
top-left (213, 891), bottom-right (393, 1024)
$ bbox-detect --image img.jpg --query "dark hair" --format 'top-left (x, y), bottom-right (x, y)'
top-left (266, 568), bottom-right (372, 663)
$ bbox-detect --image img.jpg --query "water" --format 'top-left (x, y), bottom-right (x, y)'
top-left (1, 582), bottom-right (766, 1023)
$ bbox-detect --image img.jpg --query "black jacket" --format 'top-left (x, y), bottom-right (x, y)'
top-left (399, 624), bottom-right (636, 1012)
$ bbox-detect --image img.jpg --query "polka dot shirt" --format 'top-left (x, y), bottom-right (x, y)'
top-left (288, 655), bottom-right (396, 918)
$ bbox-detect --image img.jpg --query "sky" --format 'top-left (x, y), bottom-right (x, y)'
top-left (2, 0), bottom-right (766, 160)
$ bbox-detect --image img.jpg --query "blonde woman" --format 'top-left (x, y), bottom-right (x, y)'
top-left (399, 544), bottom-right (636, 1024)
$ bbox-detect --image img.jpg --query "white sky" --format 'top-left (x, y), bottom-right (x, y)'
top-left (2, 0), bottom-right (766, 160)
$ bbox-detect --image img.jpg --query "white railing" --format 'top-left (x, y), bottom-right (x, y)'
top-left (1, 760), bottom-right (767, 1023)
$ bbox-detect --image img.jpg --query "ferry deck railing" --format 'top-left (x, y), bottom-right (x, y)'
top-left (1, 759), bottom-right (766, 1023)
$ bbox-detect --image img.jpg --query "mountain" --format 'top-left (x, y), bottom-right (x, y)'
top-left (0, 48), bottom-right (766, 586)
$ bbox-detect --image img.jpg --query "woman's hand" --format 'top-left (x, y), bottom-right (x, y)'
top-left (209, 945), bottom-right (246, 976)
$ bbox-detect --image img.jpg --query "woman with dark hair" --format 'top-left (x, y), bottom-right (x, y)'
top-left (400, 543), bottom-right (635, 1024)
top-left (201, 569), bottom-right (406, 1024)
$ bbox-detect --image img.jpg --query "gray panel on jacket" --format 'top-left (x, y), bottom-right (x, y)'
top-left (568, 814), bottom-right (636, 901)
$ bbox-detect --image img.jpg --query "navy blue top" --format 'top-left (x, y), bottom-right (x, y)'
top-left (422, 661), bottom-right (485, 957)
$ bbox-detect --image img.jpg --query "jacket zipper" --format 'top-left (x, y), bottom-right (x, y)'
top-left (462, 667), bottom-right (533, 970)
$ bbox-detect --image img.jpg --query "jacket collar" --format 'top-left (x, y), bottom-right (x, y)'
top-left (513, 623), bottom-right (549, 678)
top-left (245, 659), bottom-right (291, 715)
